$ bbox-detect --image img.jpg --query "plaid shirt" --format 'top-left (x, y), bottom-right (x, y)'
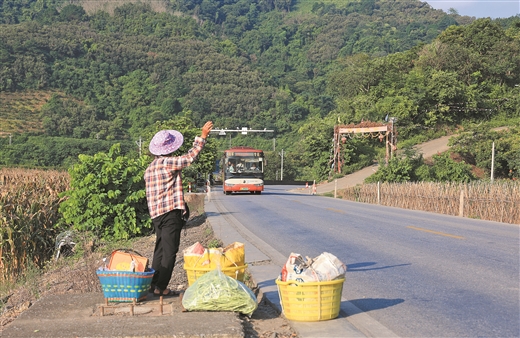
top-left (144, 136), bottom-right (206, 219)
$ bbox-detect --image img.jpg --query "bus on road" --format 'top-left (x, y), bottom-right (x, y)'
top-left (222, 146), bottom-right (264, 195)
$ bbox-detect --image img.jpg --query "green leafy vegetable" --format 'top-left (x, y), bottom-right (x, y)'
top-left (182, 269), bottom-right (257, 316)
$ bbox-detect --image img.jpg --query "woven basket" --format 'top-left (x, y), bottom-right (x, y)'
top-left (96, 269), bottom-right (154, 303)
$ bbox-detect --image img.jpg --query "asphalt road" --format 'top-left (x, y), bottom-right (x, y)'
top-left (215, 185), bottom-right (519, 337)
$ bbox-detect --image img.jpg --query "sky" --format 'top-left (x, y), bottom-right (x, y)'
top-left (425, 0), bottom-right (519, 18)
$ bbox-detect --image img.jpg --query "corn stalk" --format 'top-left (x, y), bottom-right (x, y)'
top-left (0, 168), bottom-right (69, 283)
top-left (338, 181), bottom-right (519, 225)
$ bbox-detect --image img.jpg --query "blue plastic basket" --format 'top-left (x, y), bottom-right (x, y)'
top-left (96, 269), bottom-right (154, 303)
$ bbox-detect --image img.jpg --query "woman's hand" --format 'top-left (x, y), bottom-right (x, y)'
top-left (201, 121), bottom-right (214, 139)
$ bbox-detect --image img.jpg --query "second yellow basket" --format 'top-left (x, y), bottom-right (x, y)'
top-left (184, 264), bottom-right (248, 286)
top-left (276, 277), bottom-right (345, 321)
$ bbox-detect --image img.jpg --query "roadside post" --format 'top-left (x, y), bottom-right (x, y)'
top-left (206, 180), bottom-right (211, 201)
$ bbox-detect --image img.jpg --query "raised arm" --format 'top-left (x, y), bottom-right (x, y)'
top-left (201, 121), bottom-right (213, 139)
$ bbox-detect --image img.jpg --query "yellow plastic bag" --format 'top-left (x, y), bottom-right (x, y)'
top-left (183, 242), bottom-right (247, 284)
top-left (183, 243), bottom-right (215, 269)
top-left (183, 242), bottom-right (245, 269)
top-left (222, 242), bottom-right (245, 268)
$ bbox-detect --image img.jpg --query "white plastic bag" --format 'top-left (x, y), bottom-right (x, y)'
top-left (310, 252), bottom-right (347, 281)
top-left (280, 252), bottom-right (347, 282)
top-left (281, 253), bottom-right (319, 282)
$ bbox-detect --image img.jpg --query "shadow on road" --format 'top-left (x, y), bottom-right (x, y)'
top-left (347, 262), bottom-right (411, 271)
top-left (205, 210), bottom-right (238, 217)
top-left (347, 298), bottom-right (405, 313)
top-left (256, 278), bottom-right (277, 289)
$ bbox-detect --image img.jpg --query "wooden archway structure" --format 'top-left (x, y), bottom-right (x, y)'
top-left (333, 121), bottom-right (397, 174)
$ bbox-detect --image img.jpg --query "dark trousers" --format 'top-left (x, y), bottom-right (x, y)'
top-left (151, 209), bottom-right (183, 291)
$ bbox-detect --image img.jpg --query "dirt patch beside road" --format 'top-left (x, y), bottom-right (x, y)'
top-left (1, 193), bottom-right (297, 338)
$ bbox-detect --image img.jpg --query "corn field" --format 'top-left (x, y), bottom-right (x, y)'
top-left (338, 181), bottom-right (520, 225)
top-left (0, 168), bottom-right (69, 283)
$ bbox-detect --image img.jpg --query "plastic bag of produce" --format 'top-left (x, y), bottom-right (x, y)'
top-left (182, 268), bottom-right (257, 316)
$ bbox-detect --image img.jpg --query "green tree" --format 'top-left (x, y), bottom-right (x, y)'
top-left (297, 116), bottom-right (335, 181)
top-left (365, 156), bottom-right (416, 183)
top-left (450, 127), bottom-right (520, 179)
top-left (263, 149), bottom-right (297, 181)
top-left (59, 144), bottom-right (151, 240)
top-left (429, 152), bottom-right (475, 182)
top-left (58, 4), bottom-right (87, 22)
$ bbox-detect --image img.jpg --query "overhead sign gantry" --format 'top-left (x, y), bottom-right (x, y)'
top-left (210, 127), bottom-right (274, 148)
top-left (210, 127), bottom-right (274, 135)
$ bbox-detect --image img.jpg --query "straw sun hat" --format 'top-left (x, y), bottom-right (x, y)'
top-left (149, 130), bottom-right (184, 156)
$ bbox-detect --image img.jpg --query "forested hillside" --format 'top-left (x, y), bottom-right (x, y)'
top-left (0, 0), bottom-right (519, 181)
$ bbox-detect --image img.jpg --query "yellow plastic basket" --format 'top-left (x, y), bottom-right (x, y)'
top-left (183, 264), bottom-right (248, 286)
top-left (276, 277), bottom-right (345, 321)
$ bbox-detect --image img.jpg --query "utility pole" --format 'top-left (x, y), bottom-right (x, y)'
top-left (279, 149), bottom-right (284, 181)
top-left (390, 117), bottom-right (397, 159)
top-left (135, 137), bottom-right (142, 157)
top-left (491, 141), bottom-right (495, 182)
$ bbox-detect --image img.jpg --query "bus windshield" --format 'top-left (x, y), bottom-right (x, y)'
top-left (225, 156), bottom-right (263, 174)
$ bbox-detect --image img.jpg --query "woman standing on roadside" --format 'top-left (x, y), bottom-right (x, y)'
top-left (144, 121), bottom-right (213, 296)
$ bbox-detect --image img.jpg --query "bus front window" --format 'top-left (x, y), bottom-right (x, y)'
top-left (225, 156), bottom-right (263, 174)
